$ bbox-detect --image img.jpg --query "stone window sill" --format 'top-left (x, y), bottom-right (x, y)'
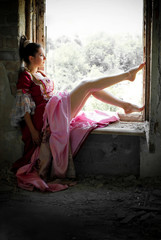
top-left (92, 121), bottom-right (145, 136)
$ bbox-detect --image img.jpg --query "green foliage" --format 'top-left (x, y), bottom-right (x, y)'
top-left (46, 33), bottom-right (143, 111)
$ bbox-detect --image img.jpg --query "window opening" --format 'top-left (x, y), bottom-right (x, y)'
top-left (46, 0), bottom-right (144, 118)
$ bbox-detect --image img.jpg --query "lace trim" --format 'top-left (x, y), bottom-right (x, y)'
top-left (11, 90), bottom-right (36, 127)
top-left (24, 69), bottom-right (54, 100)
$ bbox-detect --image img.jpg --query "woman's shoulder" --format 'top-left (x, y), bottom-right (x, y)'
top-left (17, 69), bottom-right (33, 89)
top-left (19, 69), bottom-right (32, 80)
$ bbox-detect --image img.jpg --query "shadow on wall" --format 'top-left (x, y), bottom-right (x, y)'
top-left (0, 63), bottom-right (23, 169)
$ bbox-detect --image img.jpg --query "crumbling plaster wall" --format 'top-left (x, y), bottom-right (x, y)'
top-left (0, 0), bottom-right (25, 168)
top-left (140, 0), bottom-right (161, 177)
top-left (0, 0), bottom-right (160, 177)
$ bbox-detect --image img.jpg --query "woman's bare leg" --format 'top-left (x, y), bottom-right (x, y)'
top-left (92, 90), bottom-right (145, 114)
top-left (70, 63), bottom-right (145, 119)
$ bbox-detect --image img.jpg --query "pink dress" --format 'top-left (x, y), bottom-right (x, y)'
top-left (11, 70), bottom-right (119, 192)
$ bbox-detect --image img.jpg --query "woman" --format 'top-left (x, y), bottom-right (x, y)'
top-left (11, 35), bottom-right (145, 192)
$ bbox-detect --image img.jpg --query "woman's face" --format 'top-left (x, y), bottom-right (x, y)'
top-left (32, 47), bottom-right (46, 68)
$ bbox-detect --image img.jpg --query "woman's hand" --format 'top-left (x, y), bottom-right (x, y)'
top-left (24, 112), bottom-right (41, 146)
top-left (31, 129), bottom-right (41, 146)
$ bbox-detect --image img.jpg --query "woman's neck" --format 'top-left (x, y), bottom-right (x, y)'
top-left (25, 65), bottom-right (38, 74)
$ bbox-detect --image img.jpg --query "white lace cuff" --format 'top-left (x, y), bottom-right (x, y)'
top-left (11, 90), bottom-right (36, 127)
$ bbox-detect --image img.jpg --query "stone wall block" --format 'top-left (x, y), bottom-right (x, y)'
top-left (6, 14), bottom-right (18, 24)
top-left (10, 83), bottom-right (17, 96)
top-left (4, 61), bottom-right (19, 71)
top-left (0, 26), bottom-right (18, 37)
top-left (0, 37), bottom-right (3, 48)
top-left (8, 71), bottom-right (18, 96)
top-left (13, 51), bottom-right (19, 60)
top-left (0, 51), bottom-right (14, 60)
top-left (0, 14), bottom-right (6, 25)
top-left (0, 63), bottom-right (14, 127)
top-left (0, 51), bottom-right (18, 61)
top-left (75, 134), bottom-right (140, 177)
top-left (0, 62), bottom-right (23, 166)
top-left (0, 2), bottom-right (18, 14)
top-left (6, 37), bottom-right (18, 48)
top-left (8, 71), bottom-right (18, 84)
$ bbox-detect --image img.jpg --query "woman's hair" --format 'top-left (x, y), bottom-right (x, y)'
top-left (19, 35), bottom-right (41, 64)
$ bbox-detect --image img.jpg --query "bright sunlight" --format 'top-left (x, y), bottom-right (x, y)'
top-left (46, 0), bottom-right (143, 113)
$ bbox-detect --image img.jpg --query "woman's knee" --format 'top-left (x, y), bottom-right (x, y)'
top-left (79, 79), bottom-right (94, 94)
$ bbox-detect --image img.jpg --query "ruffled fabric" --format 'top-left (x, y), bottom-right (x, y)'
top-left (16, 92), bottom-right (120, 192)
top-left (11, 89), bottom-right (36, 127)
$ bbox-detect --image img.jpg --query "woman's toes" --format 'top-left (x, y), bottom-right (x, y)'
top-left (138, 62), bottom-right (146, 71)
top-left (128, 62), bottom-right (145, 81)
top-left (138, 105), bottom-right (145, 111)
top-left (124, 103), bottom-right (145, 114)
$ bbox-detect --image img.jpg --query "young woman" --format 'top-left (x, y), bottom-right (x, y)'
top-left (11, 35), bottom-right (145, 192)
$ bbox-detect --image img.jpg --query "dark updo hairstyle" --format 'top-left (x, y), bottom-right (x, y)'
top-left (19, 35), bottom-right (41, 64)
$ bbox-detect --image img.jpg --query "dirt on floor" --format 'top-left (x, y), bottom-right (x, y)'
top-left (1, 168), bottom-right (161, 240)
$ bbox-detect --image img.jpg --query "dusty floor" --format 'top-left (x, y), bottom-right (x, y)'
top-left (1, 168), bottom-right (161, 240)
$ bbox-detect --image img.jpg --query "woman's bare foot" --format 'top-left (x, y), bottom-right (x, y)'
top-left (127, 62), bottom-right (146, 82)
top-left (122, 102), bottom-right (145, 114)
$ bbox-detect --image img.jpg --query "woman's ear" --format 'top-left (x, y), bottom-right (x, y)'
top-left (28, 55), bottom-right (34, 63)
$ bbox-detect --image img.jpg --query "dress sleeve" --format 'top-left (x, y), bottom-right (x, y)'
top-left (10, 71), bottom-right (36, 127)
top-left (17, 71), bottom-right (33, 94)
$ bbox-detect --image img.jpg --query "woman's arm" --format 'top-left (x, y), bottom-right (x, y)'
top-left (24, 112), bottom-right (41, 145)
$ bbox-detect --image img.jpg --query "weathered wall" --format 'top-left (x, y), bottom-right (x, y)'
top-left (140, 0), bottom-right (161, 177)
top-left (75, 134), bottom-right (140, 177)
top-left (0, 63), bottom-right (23, 168)
top-left (0, 0), bottom-right (25, 168)
top-left (0, 0), bottom-right (19, 96)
